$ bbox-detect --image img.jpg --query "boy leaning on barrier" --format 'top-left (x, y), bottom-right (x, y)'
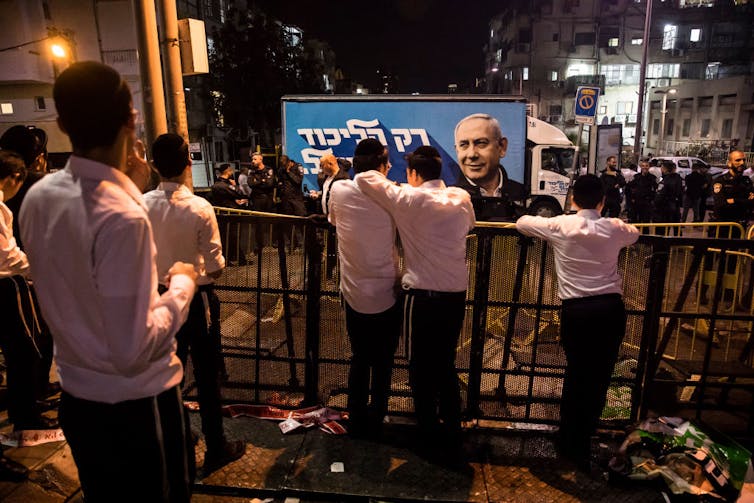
top-left (516, 174), bottom-right (639, 471)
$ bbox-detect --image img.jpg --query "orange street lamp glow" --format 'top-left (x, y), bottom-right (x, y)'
top-left (51, 43), bottom-right (66, 58)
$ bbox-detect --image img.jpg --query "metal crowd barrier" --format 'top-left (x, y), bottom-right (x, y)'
top-left (198, 212), bottom-right (754, 435)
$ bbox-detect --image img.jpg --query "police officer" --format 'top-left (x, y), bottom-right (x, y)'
top-left (712, 150), bottom-right (754, 229)
top-left (652, 160), bottom-right (683, 232)
top-left (277, 154), bottom-right (306, 249)
top-left (627, 160), bottom-right (657, 224)
top-left (249, 153), bottom-right (276, 251)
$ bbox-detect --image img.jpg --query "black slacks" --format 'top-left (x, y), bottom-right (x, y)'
top-left (60, 386), bottom-right (190, 502)
top-left (0, 276), bottom-right (44, 429)
top-left (403, 289), bottom-right (466, 444)
top-left (175, 284), bottom-right (226, 453)
top-left (344, 299), bottom-right (401, 436)
top-left (558, 293), bottom-right (625, 463)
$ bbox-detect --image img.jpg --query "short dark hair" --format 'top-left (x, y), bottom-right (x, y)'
top-left (407, 146), bottom-right (441, 181)
top-left (661, 160), bottom-right (675, 172)
top-left (151, 133), bottom-right (189, 179)
top-left (0, 125), bottom-right (47, 168)
top-left (0, 150), bottom-right (27, 181)
top-left (353, 138), bottom-right (387, 173)
top-left (53, 61), bottom-right (132, 151)
top-left (572, 174), bottom-right (604, 209)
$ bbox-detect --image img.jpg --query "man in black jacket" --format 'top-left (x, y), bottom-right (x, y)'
top-left (652, 160), bottom-right (683, 234)
top-left (452, 113), bottom-right (524, 221)
top-left (211, 164), bottom-right (247, 209)
top-left (277, 154), bottom-right (306, 249)
top-left (599, 156), bottom-right (625, 218)
top-left (682, 164), bottom-right (708, 223)
top-left (627, 160), bottom-right (657, 225)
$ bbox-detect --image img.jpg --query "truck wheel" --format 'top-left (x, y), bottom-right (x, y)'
top-left (529, 200), bottom-right (562, 217)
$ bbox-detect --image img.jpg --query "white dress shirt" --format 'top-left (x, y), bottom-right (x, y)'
top-left (237, 172), bottom-right (251, 197)
top-left (20, 156), bottom-right (194, 404)
top-left (0, 194), bottom-right (28, 278)
top-left (516, 209), bottom-right (639, 300)
top-left (328, 178), bottom-right (399, 313)
top-left (355, 171), bottom-right (476, 293)
top-left (144, 182), bottom-right (225, 287)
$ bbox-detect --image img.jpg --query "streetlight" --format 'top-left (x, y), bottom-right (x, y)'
top-left (655, 88), bottom-right (676, 155)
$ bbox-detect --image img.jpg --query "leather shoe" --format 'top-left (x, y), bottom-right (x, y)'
top-left (0, 456), bottom-right (28, 481)
top-left (202, 439), bottom-right (245, 475)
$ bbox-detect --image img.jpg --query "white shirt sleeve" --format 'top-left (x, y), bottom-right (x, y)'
top-left (515, 215), bottom-right (556, 241)
top-left (198, 203), bottom-right (225, 275)
top-left (94, 214), bottom-right (193, 377)
top-left (353, 171), bottom-right (412, 215)
top-left (0, 203), bottom-right (29, 278)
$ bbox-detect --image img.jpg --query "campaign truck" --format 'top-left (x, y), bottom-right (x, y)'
top-left (282, 95), bottom-right (577, 216)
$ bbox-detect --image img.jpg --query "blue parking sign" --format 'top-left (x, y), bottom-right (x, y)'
top-left (574, 86), bottom-right (601, 125)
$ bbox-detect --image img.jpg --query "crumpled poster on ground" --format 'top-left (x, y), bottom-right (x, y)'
top-left (608, 416), bottom-right (751, 501)
top-left (0, 428), bottom-right (65, 447)
top-left (201, 402), bottom-right (349, 435)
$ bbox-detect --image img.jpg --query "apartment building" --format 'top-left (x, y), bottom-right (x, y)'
top-left (485, 0), bottom-right (754, 154)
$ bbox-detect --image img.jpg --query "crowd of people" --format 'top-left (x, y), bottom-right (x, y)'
top-left (0, 59), bottom-right (753, 499)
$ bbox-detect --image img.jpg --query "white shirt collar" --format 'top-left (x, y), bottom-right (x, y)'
top-left (67, 155), bottom-right (146, 211)
top-left (463, 167), bottom-right (503, 197)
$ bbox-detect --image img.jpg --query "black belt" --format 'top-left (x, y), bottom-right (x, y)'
top-left (561, 293), bottom-right (621, 306)
top-left (405, 288), bottom-right (466, 299)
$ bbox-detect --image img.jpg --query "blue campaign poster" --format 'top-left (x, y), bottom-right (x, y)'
top-left (282, 97), bottom-right (527, 190)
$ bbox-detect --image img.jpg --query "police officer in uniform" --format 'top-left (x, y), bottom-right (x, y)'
top-left (249, 152), bottom-right (276, 250)
top-left (627, 159), bottom-right (657, 225)
top-left (702, 151), bottom-right (754, 304)
top-left (712, 150), bottom-right (754, 230)
top-left (652, 160), bottom-right (683, 234)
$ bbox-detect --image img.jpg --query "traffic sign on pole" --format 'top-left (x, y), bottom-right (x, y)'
top-left (574, 86), bottom-right (601, 125)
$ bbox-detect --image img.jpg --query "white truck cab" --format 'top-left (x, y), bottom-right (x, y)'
top-left (526, 117), bottom-right (577, 216)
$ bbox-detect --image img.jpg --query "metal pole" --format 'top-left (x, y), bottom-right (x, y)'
top-left (133, 0), bottom-right (167, 149)
top-left (157, 0), bottom-right (192, 189)
top-left (659, 92), bottom-right (667, 155)
top-left (633, 0), bottom-right (653, 159)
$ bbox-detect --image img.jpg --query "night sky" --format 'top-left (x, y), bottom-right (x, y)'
top-left (257, 0), bottom-right (503, 93)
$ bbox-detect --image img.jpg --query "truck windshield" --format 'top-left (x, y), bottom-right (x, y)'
top-left (541, 148), bottom-right (574, 176)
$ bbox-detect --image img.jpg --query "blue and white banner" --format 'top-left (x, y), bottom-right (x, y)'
top-left (282, 97), bottom-right (527, 190)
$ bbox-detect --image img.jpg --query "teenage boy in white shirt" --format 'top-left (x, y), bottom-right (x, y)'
top-left (516, 174), bottom-right (639, 470)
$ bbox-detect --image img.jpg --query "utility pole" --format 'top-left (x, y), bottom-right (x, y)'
top-left (157, 0), bottom-right (188, 141)
top-left (157, 0), bottom-right (192, 189)
top-left (633, 0), bottom-right (653, 160)
top-left (133, 0), bottom-right (168, 149)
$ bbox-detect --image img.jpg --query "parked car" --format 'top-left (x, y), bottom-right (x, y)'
top-left (648, 156), bottom-right (723, 179)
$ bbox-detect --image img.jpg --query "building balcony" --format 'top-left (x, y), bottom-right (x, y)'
top-left (564, 74), bottom-right (605, 94)
top-left (101, 50), bottom-right (139, 77)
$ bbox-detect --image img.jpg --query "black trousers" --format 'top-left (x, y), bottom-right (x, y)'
top-left (403, 290), bottom-right (466, 444)
top-left (344, 299), bottom-right (401, 435)
top-left (60, 386), bottom-right (190, 502)
top-left (175, 285), bottom-right (226, 454)
top-left (0, 276), bottom-right (44, 429)
top-left (558, 293), bottom-right (625, 462)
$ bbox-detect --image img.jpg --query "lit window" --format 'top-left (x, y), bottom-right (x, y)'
top-left (631, 38), bottom-right (643, 45)
top-left (34, 96), bottom-right (46, 111)
top-left (690, 28), bottom-right (701, 42)
top-left (599, 105), bottom-right (607, 114)
top-left (523, 67), bottom-right (529, 80)
top-left (662, 24), bottom-right (677, 50)
top-left (549, 71), bottom-right (558, 81)
top-left (0, 103), bottom-right (13, 115)
top-left (608, 38), bottom-right (619, 47)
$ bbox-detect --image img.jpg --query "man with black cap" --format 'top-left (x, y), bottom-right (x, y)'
top-left (20, 61), bottom-right (197, 501)
top-left (355, 145), bottom-right (475, 466)
top-left (328, 138), bottom-right (401, 439)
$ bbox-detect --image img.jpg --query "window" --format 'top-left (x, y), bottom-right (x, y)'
top-left (549, 104), bottom-right (563, 115)
top-left (666, 118), bottom-right (674, 136)
top-left (608, 38), bottom-right (619, 47)
top-left (690, 28), bottom-right (702, 42)
top-left (34, 96), bottom-right (46, 111)
top-left (616, 101), bottom-right (633, 115)
top-left (552, 33), bottom-right (559, 42)
top-left (652, 118), bottom-right (660, 136)
top-left (631, 38), bottom-right (643, 45)
top-left (700, 118), bottom-right (711, 137)
top-left (662, 24), bottom-right (677, 50)
top-left (682, 118), bottom-right (691, 136)
top-left (600, 105), bottom-right (608, 114)
top-left (574, 32), bottom-right (596, 45)
top-left (495, 49), bottom-right (502, 62)
top-left (549, 70), bottom-right (558, 81)
top-left (721, 118), bottom-right (733, 138)
top-left (705, 62), bottom-right (719, 80)
top-left (0, 103), bottom-right (13, 115)
top-left (522, 67), bottom-right (529, 80)
top-left (519, 29), bottom-right (532, 43)
top-left (647, 63), bottom-right (680, 78)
